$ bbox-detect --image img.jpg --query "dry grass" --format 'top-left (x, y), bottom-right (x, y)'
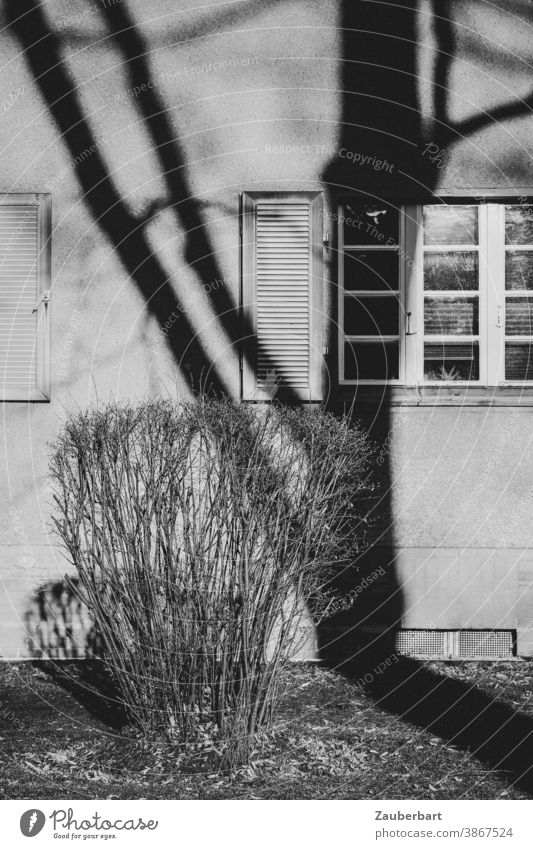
top-left (0, 660), bottom-right (532, 800)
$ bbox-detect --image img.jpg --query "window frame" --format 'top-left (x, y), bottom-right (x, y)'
top-left (338, 200), bottom-right (406, 386)
top-left (0, 193), bottom-right (51, 402)
top-left (501, 204), bottom-right (533, 385)
top-left (416, 202), bottom-right (487, 387)
top-left (337, 197), bottom-right (533, 391)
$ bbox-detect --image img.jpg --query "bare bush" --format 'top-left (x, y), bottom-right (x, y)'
top-left (49, 397), bottom-right (375, 764)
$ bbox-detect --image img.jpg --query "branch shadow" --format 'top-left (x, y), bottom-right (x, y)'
top-left (320, 0), bottom-right (533, 797)
top-left (6, 0), bottom-right (231, 395)
top-left (60, 0), bottom-right (282, 48)
top-left (356, 656), bottom-right (533, 795)
top-left (6, 0), bottom-right (302, 403)
top-left (8, 0), bottom-right (533, 793)
top-left (97, 1), bottom-right (241, 343)
top-left (97, 0), bottom-right (306, 403)
top-left (432, 0), bottom-right (533, 147)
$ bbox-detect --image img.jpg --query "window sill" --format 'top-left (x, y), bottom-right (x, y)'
top-left (0, 387), bottom-right (50, 402)
top-left (338, 386), bottom-right (533, 407)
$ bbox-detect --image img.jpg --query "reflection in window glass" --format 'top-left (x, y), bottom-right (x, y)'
top-left (344, 250), bottom-right (399, 291)
top-left (505, 343), bottom-right (533, 380)
top-left (505, 205), bottom-right (533, 245)
top-left (505, 298), bottom-right (533, 335)
top-left (505, 251), bottom-right (533, 290)
top-left (345, 341), bottom-right (399, 380)
top-left (423, 251), bottom-right (478, 291)
top-left (343, 202), bottom-right (399, 246)
top-left (344, 295), bottom-right (400, 336)
top-left (505, 207), bottom-right (533, 380)
top-left (424, 297), bottom-right (479, 336)
top-left (424, 342), bottom-right (479, 381)
top-left (423, 205), bottom-right (478, 245)
top-left (423, 206), bottom-right (479, 381)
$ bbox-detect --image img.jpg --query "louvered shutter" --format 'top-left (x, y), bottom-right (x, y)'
top-left (0, 196), bottom-right (50, 400)
top-left (241, 192), bottom-right (323, 401)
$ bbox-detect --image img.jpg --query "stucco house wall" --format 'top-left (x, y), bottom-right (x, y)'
top-left (1, 0), bottom-right (533, 657)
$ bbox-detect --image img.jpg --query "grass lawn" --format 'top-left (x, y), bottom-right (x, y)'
top-left (1, 660), bottom-right (532, 800)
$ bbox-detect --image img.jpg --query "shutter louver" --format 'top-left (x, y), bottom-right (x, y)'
top-left (0, 204), bottom-right (39, 393)
top-left (242, 192), bottom-right (322, 401)
top-left (256, 202), bottom-right (310, 391)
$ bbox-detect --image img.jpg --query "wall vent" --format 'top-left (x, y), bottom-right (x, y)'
top-left (395, 629), bottom-right (516, 660)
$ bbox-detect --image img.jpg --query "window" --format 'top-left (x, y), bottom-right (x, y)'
top-left (338, 199), bottom-right (533, 388)
top-left (0, 194), bottom-right (51, 400)
top-left (241, 192), bottom-right (323, 401)
top-left (339, 202), bottom-right (404, 384)
top-left (422, 205), bottom-right (480, 382)
top-left (504, 205), bottom-right (533, 381)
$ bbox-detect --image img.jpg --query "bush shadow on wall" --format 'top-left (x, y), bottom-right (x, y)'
top-left (25, 578), bottom-right (126, 729)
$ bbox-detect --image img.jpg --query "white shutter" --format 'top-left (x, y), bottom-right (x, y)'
top-left (0, 196), bottom-right (50, 400)
top-left (242, 192), bottom-right (322, 401)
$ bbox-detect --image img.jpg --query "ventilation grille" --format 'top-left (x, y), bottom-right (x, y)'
top-left (395, 629), bottom-right (515, 659)
top-left (456, 630), bottom-right (514, 659)
top-left (0, 204), bottom-right (38, 388)
top-left (396, 629), bottom-right (448, 657)
top-left (255, 202), bottom-right (310, 390)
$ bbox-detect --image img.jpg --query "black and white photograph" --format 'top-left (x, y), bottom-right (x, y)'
top-left (0, 0), bottom-right (533, 843)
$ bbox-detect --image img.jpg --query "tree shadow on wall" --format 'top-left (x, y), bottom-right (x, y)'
top-left (5, 0), bottom-right (298, 401)
top-left (320, 0), bottom-right (533, 796)
top-left (7, 0), bottom-right (533, 794)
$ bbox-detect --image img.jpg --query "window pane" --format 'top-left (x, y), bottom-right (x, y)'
top-left (505, 251), bottom-right (533, 290)
top-left (424, 251), bottom-right (478, 291)
top-left (424, 342), bottom-right (479, 381)
top-left (344, 250), bottom-right (399, 291)
top-left (343, 202), bottom-right (399, 246)
top-left (423, 205), bottom-right (478, 245)
top-left (424, 297), bottom-right (478, 335)
top-left (505, 205), bottom-right (533, 245)
top-left (505, 343), bottom-right (533, 380)
top-left (505, 297), bottom-right (533, 335)
top-left (344, 295), bottom-right (399, 336)
top-left (345, 341), bottom-right (399, 380)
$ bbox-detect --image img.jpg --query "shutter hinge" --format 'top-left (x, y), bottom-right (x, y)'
top-left (323, 231), bottom-right (329, 246)
top-left (33, 290), bottom-right (51, 312)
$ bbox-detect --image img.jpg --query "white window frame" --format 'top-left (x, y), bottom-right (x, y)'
top-left (338, 201), bottom-right (406, 386)
top-left (414, 203), bottom-right (486, 387)
top-left (0, 193), bottom-right (51, 401)
top-left (499, 204), bottom-right (533, 386)
top-left (338, 199), bottom-right (533, 389)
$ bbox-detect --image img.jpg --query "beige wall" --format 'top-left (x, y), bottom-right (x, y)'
top-left (1, 0), bottom-right (533, 656)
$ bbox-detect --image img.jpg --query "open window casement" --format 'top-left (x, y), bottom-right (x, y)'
top-left (338, 199), bottom-right (533, 390)
top-left (241, 192), bottom-right (323, 401)
top-left (0, 194), bottom-right (51, 401)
